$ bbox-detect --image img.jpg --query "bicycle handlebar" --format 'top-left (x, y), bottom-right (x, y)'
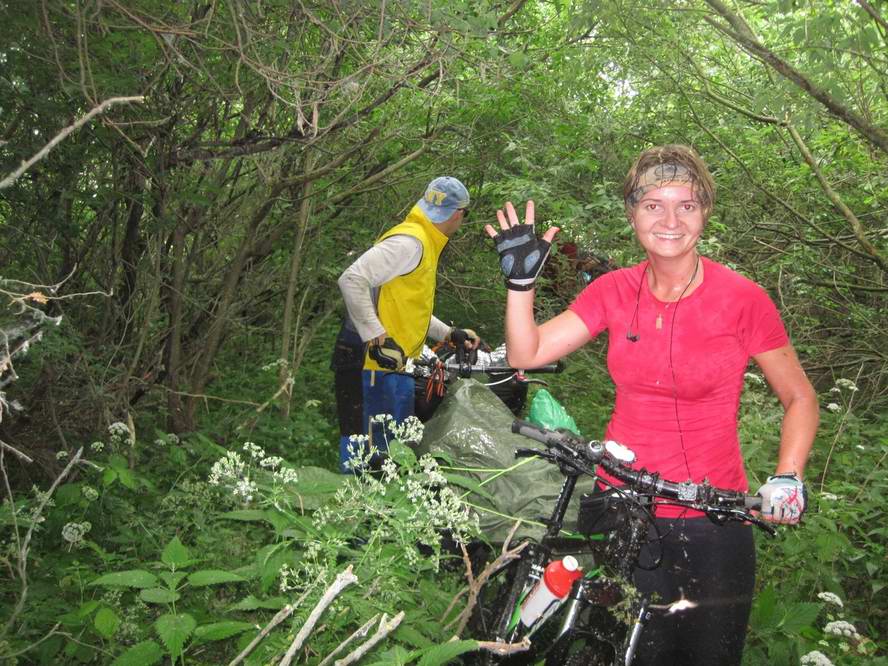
top-left (511, 419), bottom-right (774, 534)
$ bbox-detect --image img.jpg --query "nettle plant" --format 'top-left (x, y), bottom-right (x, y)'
top-left (88, 535), bottom-right (252, 665)
top-left (197, 415), bottom-right (484, 664)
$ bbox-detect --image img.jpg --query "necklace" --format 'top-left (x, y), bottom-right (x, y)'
top-left (653, 257), bottom-right (700, 331)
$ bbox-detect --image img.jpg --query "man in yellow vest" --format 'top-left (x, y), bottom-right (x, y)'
top-left (332, 177), bottom-right (478, 472)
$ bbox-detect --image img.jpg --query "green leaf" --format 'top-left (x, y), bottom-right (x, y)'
top-left (140, 587), bottom-right (181, 604)
top-left (111, 640), bottom-right (163, 666)
top-left (221, 509), bottom-right (269, 522)
top-left (389, 440), bottom-right (417, 467)
top-left (778, 602), bottom-right (822, 635)
top-left (187, 569), bottom-right (246, 587)
top-left (155, 613), bottom-right (196, 658)
top-left (416, 639), bottom-right (479, 666)
top-left (393, 624), bottom-right (433, 648)
top-left (749, 585), bottom-right (779, 634)
top-left (159, 571), bottom-right (188, 589)
top-left (229, 594), bottom-right (288, 611)
top-left (90, 570), bottom-right (159, 589)
top-left (193, 621), bottom-right (255, 643)
top-left (443, 473), bottom-right (496, 502)
top-left (161, 536), bottom-right (191, 569)
top-left (94, 607), bottom-right (121, 639)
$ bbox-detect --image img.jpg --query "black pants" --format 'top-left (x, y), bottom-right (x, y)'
top-left (631, 517), bottom-right (755, 666)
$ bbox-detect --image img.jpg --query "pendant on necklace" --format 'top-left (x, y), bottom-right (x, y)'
top-left (655, 314), bottom-right (663, 330)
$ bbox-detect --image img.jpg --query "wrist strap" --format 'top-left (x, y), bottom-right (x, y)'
top-left (506, 281), bottom-right (535, 292)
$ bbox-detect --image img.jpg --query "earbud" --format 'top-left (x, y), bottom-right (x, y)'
top-left (626, 333), bottom-right (639, 343)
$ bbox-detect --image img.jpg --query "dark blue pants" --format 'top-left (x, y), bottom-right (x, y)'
top-left (338, 370), bottom-right (414, 473)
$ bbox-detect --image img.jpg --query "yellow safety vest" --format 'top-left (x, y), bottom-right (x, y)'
top-left (364, 205), bottom-right (449, 371)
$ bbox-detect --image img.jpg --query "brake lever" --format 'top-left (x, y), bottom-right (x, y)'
top-left (515, 447), bottom-right (546, 460)
top-left (710, 508), bottom-right (777, 537)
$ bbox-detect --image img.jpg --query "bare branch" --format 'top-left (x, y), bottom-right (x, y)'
top-left (228, 588), bottom-right (312, 666)
top-left (317, 615), bottom-right (379, 666)
top-left (0, 97), bottom-right (144, 190)
top-left (278, 565), bottom-right (358, 666)
top-left (333, 612), bottom-right (405, 666)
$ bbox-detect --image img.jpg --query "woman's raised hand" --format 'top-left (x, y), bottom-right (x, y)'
top-left (485, 201), bottom-right (560, 291)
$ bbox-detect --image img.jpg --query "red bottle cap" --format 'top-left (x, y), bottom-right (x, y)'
top-left (543, 556), bottom-right (583, 598)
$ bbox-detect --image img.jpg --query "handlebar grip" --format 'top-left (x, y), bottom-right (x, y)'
top-left (523, 361), bottom-right (564, 374)
top-left (511, 419), bottom-right (552, 444)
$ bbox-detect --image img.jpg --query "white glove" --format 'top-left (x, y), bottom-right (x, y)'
top-left (756, 473), bottom-right (807, 523)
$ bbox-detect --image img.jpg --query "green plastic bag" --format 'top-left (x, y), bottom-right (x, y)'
top-left (527, 389), bottom-right (580, 435)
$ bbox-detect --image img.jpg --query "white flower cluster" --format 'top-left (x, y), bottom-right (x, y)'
top-left (743, 372), bottom-right (764, 385)
top-left (820, 492), bottom-right (839, 501)
top-left (261, 358), bottom-right (288, 371)
top-left (834, 378), bottom-right (859, 392)
top-left (368, 413), bottom-right (424, 444)
top-left (108, 421), bottom-right (132, 446)
top-left (153, 433), bottom-right (180, 447)
top-left (800, 651), bottom-right (834, 666)
top-left (824, 620), bottom-right (861, 640)
top-left (817, 591), bottom-right (844, 608)
top-left (209, 451), bottom-right (246, 486)
top-left (62, 521), bottom-right (92, 546)
top-left (56, 450), bottom-right (69, 460)
top-left (90, 440), bottom-right (105, 452)
top-left (208, 443), bottom-right (299, 505)
top-left (243, 441), bottom-right (265, 459)
top-left (825, 403), bottom-right (841, 413)
top-left (81, 485), bottom-right (99, 502)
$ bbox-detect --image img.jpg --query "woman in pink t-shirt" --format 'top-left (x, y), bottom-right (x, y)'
top-left (485, 145), bottom-right (818, 665)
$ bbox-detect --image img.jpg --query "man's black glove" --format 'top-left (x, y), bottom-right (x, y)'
top-left (368, 337), bottom-right (406, 371)
top-left (492, 224), bottom-right (552, 291)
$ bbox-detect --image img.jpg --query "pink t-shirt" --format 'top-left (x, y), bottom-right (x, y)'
top-left (569, 258), bottom-right (788, 517)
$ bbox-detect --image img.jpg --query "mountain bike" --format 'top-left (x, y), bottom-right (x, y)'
top-left (467, 420), bottom-right (777, 666)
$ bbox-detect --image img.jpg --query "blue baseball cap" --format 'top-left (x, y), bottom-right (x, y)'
top-left (417, 177), bottom-right (470, 223)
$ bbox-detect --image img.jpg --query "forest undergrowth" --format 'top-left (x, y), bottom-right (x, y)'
top-left (1, 329), bottom-right (885, 665)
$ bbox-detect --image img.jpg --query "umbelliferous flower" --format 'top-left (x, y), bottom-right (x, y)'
top-left (816, 591), bottom-right (843, 607)
top-left (824, 620), bottom-right (860, 639)
top-left (81, 485), bottom-right (99, 502)
top-left (834, 378), bottom-right (858, 392)
top-left (800, 651), bottom-right (834, 666)
top-left (62, 521), bottom-right (92, 546)
top-left (825, 403), bottom-right (841, 413)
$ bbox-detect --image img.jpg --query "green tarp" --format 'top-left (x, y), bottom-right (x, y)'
top-left (417, 378), bottom-right (597, 544)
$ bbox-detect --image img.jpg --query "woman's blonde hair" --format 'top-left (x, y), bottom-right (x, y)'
top-left (622, 144), bottom-right (716, 221)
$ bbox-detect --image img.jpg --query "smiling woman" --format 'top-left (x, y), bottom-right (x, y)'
top-left (484, 143), bottom-right (819, 666)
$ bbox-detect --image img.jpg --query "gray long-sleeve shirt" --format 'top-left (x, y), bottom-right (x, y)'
top-left (338, 234), bottom-right (451, 344)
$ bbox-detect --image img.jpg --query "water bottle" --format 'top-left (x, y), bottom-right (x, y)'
top-left (519, 555), bottom-right (583, 627)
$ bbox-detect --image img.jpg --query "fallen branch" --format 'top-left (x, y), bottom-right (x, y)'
top-left (443, 521), bottom-right (528, 635)
top-left (318, 615), bottom-right (379, 666)
top-left (476, 637), bottom-right (532, 657)
top-left (0, 96), bottom-right (144, 190)
top-left (228, 587), bottom-right (312, 666)
top-left (334, 612), bottom-right (405, 666)
top-left (279, 565), bottom-right (358, 666)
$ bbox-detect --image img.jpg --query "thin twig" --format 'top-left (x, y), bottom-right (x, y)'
top-left (333, 612), bottom-right (405, 666)
top-left (443, 522), bottom-right (528, 635)
top-left (0, 440), bottom-right (33, 464)
top-left (278, 565), bottom-right (358, 666)
top-left (317, 615), bottom-right (379, 666)
top-left (476, 637), bottom-right (532, 656)
top-left (228, 589), bottom-right (311, 666)
top-left (2, 447), bottom-right (84, 637)
top-left (0, 97), bottom-right (144, 190)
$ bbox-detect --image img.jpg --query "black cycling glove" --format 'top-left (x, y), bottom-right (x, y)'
top-left (368, 337), bottom-right (406, 371)
top-left (492, 224), bottom-right (552, 291)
